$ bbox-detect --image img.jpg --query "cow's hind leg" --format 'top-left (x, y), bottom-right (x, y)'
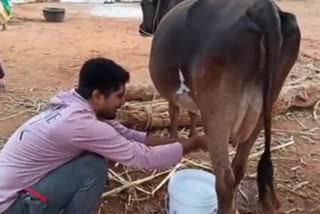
top-left (204, 112), bottom-right (237, 214)
top-left (197, 90), bottom-right (239, 214)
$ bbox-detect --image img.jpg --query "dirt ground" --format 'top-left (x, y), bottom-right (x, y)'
top-left (0, 0), bottom-right (320, 213)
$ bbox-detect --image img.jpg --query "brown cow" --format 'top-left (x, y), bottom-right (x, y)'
top-left (139, 0), bottom-right (301, 213)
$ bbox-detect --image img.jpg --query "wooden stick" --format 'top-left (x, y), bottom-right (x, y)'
top-left (109, 169), bottom-right (151, 195)
top-left (238, 186), bottom-right (249, 202)
top-left (292, 181), bottom-right (309, 191)
top-left (308, 127), bottom-right (320, 132)
top-left (313, 99), bottom-right (320, 121)
top-left (0, 111), bottom-right (26, 121)
top-left (284, 208), bottom-right (304, 214)
top-left (247, 172), bottom-right (257, 179)
top-left (311, 205), bottom-right (320, 213)
top-left (101, 169), bottom-right (171, 198)
top-left (109, 174), bottom-right (128, 186)
top-left (288, 71), bottom-right (312, 85)
top-left (183, 158), bottom-right (212, 170)
top-left (286, 189), bottom-right (310, 199)
top-left (123, 166), bottom-right (139, 203)
top-left (248, 140), bottom-right (295, 160)
top-left (291, 115), bottom-right (308, 129)
top-left (300, 135), bottom-right (316, 144)
top-left (151, 162), bottom-right (183, 195)
top-left (272, 128), bottom-right (320, 136)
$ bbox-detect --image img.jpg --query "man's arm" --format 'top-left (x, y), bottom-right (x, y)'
top-left (104, 120), bottom-right (147, 143)
top-left (103, 120), bottom-right (208, 154)
top-left (143, 135), bottom-right (178, 147)
top-left (72, 119), bottom-right (182, 170)
top-left (144, 134), bottom-right (208, 155)
top-left (72, 118), bottom-right (207, 170)
top-left (105, 120), bottom-right (208, 155)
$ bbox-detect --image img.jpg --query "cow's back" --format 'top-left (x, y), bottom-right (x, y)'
top-left (150, 0), bottom-right (264, 67)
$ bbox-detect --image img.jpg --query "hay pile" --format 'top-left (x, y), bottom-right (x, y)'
top-left (117, 74), bottom-right (320, 130)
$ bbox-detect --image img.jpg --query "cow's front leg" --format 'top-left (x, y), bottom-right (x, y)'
top-left (168, 100), bottom-right (180, 138)
top-left (232, 120), bottom-right (263, 187)
top-left (188, 111), bottom-right (198, 137)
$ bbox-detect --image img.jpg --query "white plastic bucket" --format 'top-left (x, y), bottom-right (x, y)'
top-left (167, 168), bottom-right (218, 214)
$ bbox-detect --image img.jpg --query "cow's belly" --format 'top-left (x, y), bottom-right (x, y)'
top-left (172, 69), bottom-right (263, 144)
top-left (230, 84), bottom-right (263, 145)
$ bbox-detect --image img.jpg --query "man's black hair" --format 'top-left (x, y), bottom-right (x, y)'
top-left (76, 57), bottom-right (130, 99)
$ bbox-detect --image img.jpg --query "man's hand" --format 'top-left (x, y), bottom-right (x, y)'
top-left (144, 133), bottom-right (208, 155)
top-left (179, 135), bottom-right (208, 155)
top-left (144, 135), bottom-right (178, 147)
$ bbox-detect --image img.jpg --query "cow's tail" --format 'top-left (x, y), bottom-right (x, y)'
top-left (257, 0), bottom-right (282, 209)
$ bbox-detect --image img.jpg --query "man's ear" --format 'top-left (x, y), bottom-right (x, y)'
top-left (91, 89), bottom-right (102, 101)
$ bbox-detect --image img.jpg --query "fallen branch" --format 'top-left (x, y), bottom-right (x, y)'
top-left (101, 169), bottom-right (171, 198)
top-left (288, 71), bottom-right (312, 85)
top-left (284, 208), bottom-right (304, 214)
top-left (292, 181), bottom-right (309, 191)
top-left (248, 140), bottom-right (295, 160)
top-left (238, 186), bottom-right (249, 202)
top-left (272, 128), bottom-right (320, 136)
top-left (313, 99), bottom-right (320, 122)
top-left (151, 162), bottom-right (183, 195)
top-left (108, 169), bottom-right (151, 195)
top-left (286, 189), bottom-right (310, 199)
top-left (311, 205), bottom-right (320, 213)
top-left (0, 111), bottom-right (27, 121)
top-left (183, 158), bottom-right (212, 170)
top-left (291, 115), bottom-right (308, 129)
